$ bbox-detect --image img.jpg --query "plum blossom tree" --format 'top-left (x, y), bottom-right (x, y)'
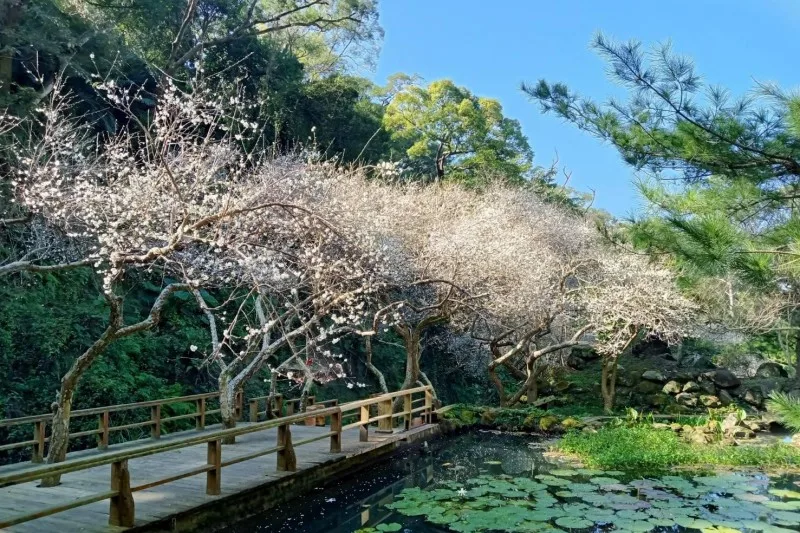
top-left (1, 78), bottom-right (385, 476)
top-left (419, 184), bottom-right (696, 411)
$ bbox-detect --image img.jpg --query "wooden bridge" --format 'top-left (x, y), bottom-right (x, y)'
top-left (0, 386), bottom-right (437, 532)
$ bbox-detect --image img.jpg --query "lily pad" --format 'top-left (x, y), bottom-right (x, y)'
top-left (554, 516), bottom-right (594, 529)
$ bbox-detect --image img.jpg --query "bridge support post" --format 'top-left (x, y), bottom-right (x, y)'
top-left (377, 399), bottom-right (393, 433)
top-left (403, 393), bottom-right (412, 431)
top-left (206, 439), bottom-right (221, 495)
top-left (249, 400), bottom-right (259, 423)
top-left (277, 422), bottom-right (296, 471)
top-left (31, 420), bottom-right (45, 463)
top-left (424, 389), bottom-right (433, 424)
top-left (330, 409), bottom-right (342, 453)
top-left (109, 460), bottom-right (135, 527)
top-left (234, 390), bottom-right (244, 421)
top-left (273, 395), bottom-right (284, 418)
top-left (359, 405), bottom-right (370, 442)
top-left (98, 410), bottom-right (110, 451)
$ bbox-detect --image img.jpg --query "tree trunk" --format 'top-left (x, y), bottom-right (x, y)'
top-left (364, 335), bottom-right (389, 394)
top-left (218, 374), bottom-right (237, 444)
top-left (42, 320), bottom-right (120, 486)
top-left (600, 357), bottom-right (618, 413)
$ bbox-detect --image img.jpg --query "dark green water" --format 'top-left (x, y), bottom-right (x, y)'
top-left (223, 432), bottom-right (800, 533)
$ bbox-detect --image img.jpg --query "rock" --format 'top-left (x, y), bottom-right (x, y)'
top-left (632, 338), bottom-right (671, 358)
top-left (744, 389), bottom-right (764, 408)
top-left (732, 428), bottom-right (756, 439)
top-left (539, 415), bottom-right (559, 431)
top-left (698, 379), bottom-right (717, 395)
top-left (792, 434), bottom-right (800, 447)
top-left (647, 394), bottom-right (669, 407)
top-left (675, 371), bottom-right (699, 383)
top-left (682, 381), bottom-right (701, 393)
top-left (642, 370), bottom-right (668, 383)
top-left (675, 392), bottom-right (698, 407)
top-left (635, 380), bottom-right (663, 395)
top-left (755, 361), bottom-right (789, 379)
top-left (683, 427), bottom-right (714, 445)
top-left (570, 346), bottom-right (599, 361)
top-left (670, 423), bottom-right (683, 432)
top-left (652, 423), bottom-right (671, 430)
top-left (700, 395), bottom-right (721, 408)
top-left (560, 417), bottom-right (582, 430)
top-left (662, 381), bottom-right (682, 394)
top-left (744, 420), bottom-right (763, 432)
top-left (706, 369), bottom-right (741, 389)
top-left (566, 354), bottom-right (587, 370)
top-left (718, 389), bottom-right (735, 406)
top-left (721, 413), bottom-right (739, 434)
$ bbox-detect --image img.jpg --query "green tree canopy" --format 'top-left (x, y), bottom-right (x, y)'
top-left (526, 34), bottom-right (800, 374)
top-left (384, 79), bottom-right (534, 186)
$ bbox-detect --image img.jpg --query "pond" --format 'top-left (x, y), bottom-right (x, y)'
top-left (223, 432), bottom-right (800, 533)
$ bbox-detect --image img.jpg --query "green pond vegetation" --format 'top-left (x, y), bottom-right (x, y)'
top-left (359, 469), bottom-right (800, 533)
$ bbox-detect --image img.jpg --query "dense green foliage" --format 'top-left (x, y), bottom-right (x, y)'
top-left (768, 392), bottom-right (800, 433)
top-left (558, 426), bottom-right (800, 470)
top-left (528, 34), bottom-right (800, 374)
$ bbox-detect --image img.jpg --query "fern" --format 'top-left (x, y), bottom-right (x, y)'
top-left (767, 392), bottom-right (800, 432)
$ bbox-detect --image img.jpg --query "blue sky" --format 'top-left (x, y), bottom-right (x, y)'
top-left (371, 0), bottom-right (800, 217)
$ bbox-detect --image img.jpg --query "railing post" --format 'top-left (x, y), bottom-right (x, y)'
top-left (249, 399), bottom-right (259, 423)
top-left (330, 408), bottom-right (342, 453)
top-left (109, 459), bottom-right (135, 527)
top-left (207, 439), bottom-right (222, 495)
top-left (287, 400), bottom-right (295, 416)
top-left (277, 421), bottom-right (296, 471)
top-left (150, 405), bottom-right (161, 439)
top-left (196, 397), bottom-right (206, 430)
top-left (377, 398), bottom-right (393, 433)
top-left (359, 405), bottom-right (370, 442)
top-left (274, 395), bottom-right (284, 418)
top-left (98, 410), bottom-right (110, 450)
top-left (404, 393), bottom-right (412, 431)
top-left (424, 388), bottom-right (433, 424)
top-left (31, 420), bottom-right (45, 463)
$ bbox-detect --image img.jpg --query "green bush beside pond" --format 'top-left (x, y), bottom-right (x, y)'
top-left (558, 426), bottom-right (800, 471)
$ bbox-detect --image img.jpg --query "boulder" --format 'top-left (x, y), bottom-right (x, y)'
top-left (718, 389), bottom-right (735, 406)
top-left (642, 370), bottom-right (668, 383)
top-left (635, 380), bottom-right (663, 395)
top-left (675, 371), bottom-right (699, 383)
top-left (721, 413), bottom-right (739, 434)
top-left (675, 392), bottom-right (698, 407)
top-left (698, 379), bottom-right (717, 395)
top-left (792, 434), bottom-right (800, 447)
top-left (647, 394), bottom-right (670, 407)
top-left (705, 369), bottom-right (741, 389)
top-left (731, 428), bottom-right (756, 439)
top-left (682, 381), bottom-right (701, 393)
top-left (744, 389), bottom-right (764, 408)
top-left (754, 361), bottom-right (788, 379)
top-left (700, 395), bottom-right (721, 408)
top-left (566, 354), bottom-right (587, 370)
top-left (662, 381), bottom-right (682, 394)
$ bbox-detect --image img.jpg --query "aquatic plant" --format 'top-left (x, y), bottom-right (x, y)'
top-left (385, 469), bottom-right (800, 532)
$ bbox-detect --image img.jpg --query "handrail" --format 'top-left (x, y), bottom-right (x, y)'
top-left (0, 385), bottom-right (435, 529)
top-left (0, 391), bottom-right (244, 463)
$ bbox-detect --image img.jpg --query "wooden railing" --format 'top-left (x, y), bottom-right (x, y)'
top-left (0, 391), bottom-right (243, 463)
top-left (0, 386), bottom-right (434, 529)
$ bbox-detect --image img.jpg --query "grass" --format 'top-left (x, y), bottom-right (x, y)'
top-left (558, 426), bottom-right (800, 472)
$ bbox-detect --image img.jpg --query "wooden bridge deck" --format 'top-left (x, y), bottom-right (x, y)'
top-left (0, 422), bottom-right (432, 532)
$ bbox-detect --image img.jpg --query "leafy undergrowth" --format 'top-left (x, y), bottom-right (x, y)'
top-left (558, 426), bottom-right (800, 471)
